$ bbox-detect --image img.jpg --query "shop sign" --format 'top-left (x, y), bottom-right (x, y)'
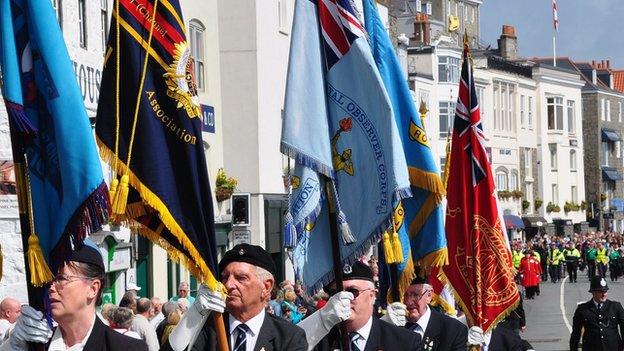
top-left (108, 246), bottom-right (131, 272)
top-left (231, 229), bottom-right (251, 246)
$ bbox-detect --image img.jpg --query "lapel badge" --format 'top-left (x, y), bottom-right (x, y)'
top-left (239, 248), bottom-right (245, 255)
top-left (343, 264), bottom-right (352, 274)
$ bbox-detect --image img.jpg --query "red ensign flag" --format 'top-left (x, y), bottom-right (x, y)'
top-left (442, 38), bottom-right (519, 333)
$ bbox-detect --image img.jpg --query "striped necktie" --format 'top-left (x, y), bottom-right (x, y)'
top-left (349, 332), bottom-right (361, 351)
top-left (233, 324), bottom-right (250, 351)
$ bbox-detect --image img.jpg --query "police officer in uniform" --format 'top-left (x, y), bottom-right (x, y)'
top-left (570, 276), bottom-right (624, 350)
top-left (564, 242), bottom-right (581, 283)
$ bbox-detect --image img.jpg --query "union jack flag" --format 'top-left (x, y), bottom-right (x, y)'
top-left (453, 42), bottom-right (488, 187)
top-left (318, 0), bottom-right (366, 68)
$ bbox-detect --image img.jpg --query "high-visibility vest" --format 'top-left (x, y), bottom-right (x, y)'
top-left (549, 249), bottom-right (564, 265)
top-left (564, 248), bottom-right (581, 262)
top-left (512, 250), bottom-right (522, 268)
top-left (597, 248), bottom-right (609, 264)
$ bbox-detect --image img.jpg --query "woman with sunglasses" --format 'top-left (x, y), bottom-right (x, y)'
top-left (0, 239), bottom-right (148, 351)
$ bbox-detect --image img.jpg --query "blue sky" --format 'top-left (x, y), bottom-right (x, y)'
top-left (480, 0), bottom-right (624, 68)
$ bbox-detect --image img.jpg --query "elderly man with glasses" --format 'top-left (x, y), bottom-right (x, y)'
top-left (170, 282), bottom-right (195, 305)
top-left (299, 261), bottom-right (419, 351)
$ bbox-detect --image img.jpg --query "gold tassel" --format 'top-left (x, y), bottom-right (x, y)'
top-left (109, 177), bottom-right (119, 204)
top-left (383, 232), bottom-right (396, 264)
top-left (392, 231), bottom-right (404, 263)
top-left (27, 234), bottom-right (53, 287)
top-left (112, 174), bottom-right (129, 215)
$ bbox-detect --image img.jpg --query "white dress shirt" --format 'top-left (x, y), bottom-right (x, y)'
top-left (350, 316), bottom-right (373, 351)
top-left (48, 315), bottom-right (96, 351)
top-left (414, 305), bottom-right (432, 338)
top-left (229, 309), bottom-right (266, 351)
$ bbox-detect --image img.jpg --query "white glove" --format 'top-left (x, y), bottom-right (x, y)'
top-left (194, 284), bottom-right (226, 315)
top-left (380, 302), bottom-right (407, 326)
top-left (9, 305), bottom-right (52, 349)
top-left (467, 326), bottom-right (491, 347)
top-left (318, 291), bottom-right (353, 330)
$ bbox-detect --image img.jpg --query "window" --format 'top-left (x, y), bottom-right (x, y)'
top-left (278, 0), bottom-right (289, 34)
top-left (528, 96), bottom-right (534, 129)
top-left (426, 2), bottom-right (432, 15)
top-left (547, 97), bottom-right (563, 130)
top-left (416, 0), bottom-right (422, 12)
top-left (438, 56), bottom-right (460, 83)
top-left (476, 86), bottom-right (486, 130)
top-left (101, 0), bottom-right (108, 51)
top-left (607, 100), bottom-right (611, 121)
top-left (439, 101), bottom-right (455, 138)
top-left (601, 98), bottom-right (606, 121)
top-left (567, 100), bottom-right (575, 134)
top-left (520, 95), bottom-right (526, 128)
top-left (525, 183), bottom-right (533, 203)
top-left (493, 81), bottom-right (515, 133)
top-left (440, 156), bottom-right (446, 180)
top-left (418, 90), bottom-right (430, 111)
top-left (524, 148), bottom-right (532, 177)
top-left (571, 186), bottom-right (577, 204)
top-left (619, 101), bottom-right (623, 122)
top-left (549, 143), bottom-right (557, 171)
top-left (189, 20), bottom-right (206, 91)
top-left (552, 184), bottom-right (558, 204)
top-left (51, 0), bottom-right (63, 28)
top-left (602, 141), bottom-right (610, 166)
top-left (617, 141), bottom-right (622, 158)
top-left (570, 150), bottom-right (577, 171)
top-left (496, 170), bottom-right (508, 191)
top-left (510, 171), bottom-right (518, 191)
top-left (78, 0), bottom-right (87, 48)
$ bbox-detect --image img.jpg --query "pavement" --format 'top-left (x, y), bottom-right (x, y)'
top-left (522, 272), bottom-right (624, 351)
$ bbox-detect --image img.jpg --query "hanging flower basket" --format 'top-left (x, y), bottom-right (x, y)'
top-left (216, 187), bottom-right (234, 202)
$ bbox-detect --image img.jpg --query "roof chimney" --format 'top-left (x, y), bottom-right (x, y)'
top-left (498, 25), bottom-right (518, 60)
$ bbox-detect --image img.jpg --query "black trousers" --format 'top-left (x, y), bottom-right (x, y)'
top-left (549, 264), bottom-right (560, 282)
top-left (567, 262), bottom-right (578, 282)
top-left (610, 263), bottom-right (619, 281)
top-left (587, 259), bottom-right (596, 279)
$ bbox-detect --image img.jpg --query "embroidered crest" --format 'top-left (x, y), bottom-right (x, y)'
top-left (331, 117), bottom-right (354, 176)
top-left (163, 41), bottom-right (201, 119)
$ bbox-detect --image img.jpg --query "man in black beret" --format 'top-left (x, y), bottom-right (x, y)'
top-left (570, 276), bottom-right (624, 350)
top-left (166, 243), bottom-right (307, 351)
top-left (388, 272), bottom-right (468, 350)
top-left (299, 261), bottom-right (419, 350)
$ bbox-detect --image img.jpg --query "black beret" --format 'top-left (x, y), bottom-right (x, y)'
top-left (66, 238), bottom-right (105, 272)
top-left (219, 244), bottom-right (277, 276)
top-left (410, 266), bottom-right (428, 285)
top-left (342, 261), bottom-right (373, 282)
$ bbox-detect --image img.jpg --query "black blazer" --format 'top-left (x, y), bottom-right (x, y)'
top-left (420, 310), bottom-right (468, 351)
top-left (162, 312), bottom-right (308, 351)
top-left (314, 317), bottom-right (419, 351)
top-left (570, 299), bottom-right (624, 351)
top-left (488, 325), bottom-right (528, 351)
top-left (49, 317), bottom-right (148, 351)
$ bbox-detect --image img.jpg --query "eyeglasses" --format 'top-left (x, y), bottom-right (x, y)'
top-left (344, 287), bottom-right (374, 299)
top-left (404, 289), bottom-right (432, 300)
top-left (51, 274), bottom-right (93, 287)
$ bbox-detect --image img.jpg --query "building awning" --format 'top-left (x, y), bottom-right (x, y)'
top-left (504, 214), bottom-right (525, 229)
top-left (601, 128), bottom-right (622, 142)
top-left (602, 167), bottom-right (623, 181)
top-left (522, 216), bottom-right (547, 227)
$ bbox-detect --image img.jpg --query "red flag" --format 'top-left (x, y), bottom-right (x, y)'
top-left (442, 39), bottom-right (519, 333)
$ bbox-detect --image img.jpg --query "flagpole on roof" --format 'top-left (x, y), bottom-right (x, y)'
top-left (552, 0), bottom-right (558, 67)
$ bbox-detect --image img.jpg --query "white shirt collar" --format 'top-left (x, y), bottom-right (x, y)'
top-left (416, 305), bottom-right (431, 334)
top-left (355, 316), bottom-right (374, 342)
top-left (48, 314), bottom-right (97, 351)
top-left (229, 308), bottom-right (266, 337)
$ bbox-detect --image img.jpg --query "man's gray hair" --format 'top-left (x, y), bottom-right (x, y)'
top-left (255, 266), bottom-right (274, 282)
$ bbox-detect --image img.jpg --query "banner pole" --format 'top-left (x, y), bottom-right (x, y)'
top-left (8, 127), bottom-right (45, 351)
top-left (324, 179), bottom-right (350, 351)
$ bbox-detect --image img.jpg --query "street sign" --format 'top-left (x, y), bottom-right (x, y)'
top-left (201, 104), bottom-right (215, 133)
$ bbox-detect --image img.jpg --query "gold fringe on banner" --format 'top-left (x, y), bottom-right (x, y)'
top-left (97, 138), bottom-right (224, 293)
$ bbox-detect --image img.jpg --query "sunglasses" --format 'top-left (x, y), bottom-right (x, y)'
top-left (344, 287), bottom-right (374, 299)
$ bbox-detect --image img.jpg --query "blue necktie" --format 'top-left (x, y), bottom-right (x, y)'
top-left (233, 324), bottom-right (249, 351)
top-left (350, 332), bottom-right (361, 351)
